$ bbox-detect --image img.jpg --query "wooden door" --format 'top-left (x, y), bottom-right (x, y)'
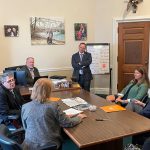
top-left (118, 22), bottom-right (150, 92)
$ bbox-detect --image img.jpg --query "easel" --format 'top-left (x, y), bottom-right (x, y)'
top-left (109, 68), bottom-right (112, 94)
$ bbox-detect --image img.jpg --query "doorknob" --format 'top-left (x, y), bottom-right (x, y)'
top-left (145, 60), bottom-right (148, 64)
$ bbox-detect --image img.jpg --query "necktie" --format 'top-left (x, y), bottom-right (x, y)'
top-left (11, 90), bottom-right (21, 110)
top-left (29, 68), bottom-right (34, 79)
top-left (79, 54), bottom-right (84, 75)
top-left (80, 54), bottom-right (83, 62)
top-left (11, 90), bottom-right (15, 98)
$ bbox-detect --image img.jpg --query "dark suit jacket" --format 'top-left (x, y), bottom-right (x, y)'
top-left (140, 99), bottom-right (150, 119)
top-left (21, 65), bottom-right (40, 86)
top-left (0, 84), bottom-right (23, 123)
top-left (71, 52), bottom-right (93, 81)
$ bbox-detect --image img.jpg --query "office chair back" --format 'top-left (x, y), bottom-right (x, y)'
top-left (15, 71), bottom-right (27, 86)
top-left (4, 65), bottom-right (24, 72)
top-left (0, 124), bottom-right (58, 150)
top-left (0, 124), bottom-right (22, 150)
top-left (0, 135), bottom-right (22, 150)
top-left (0, 135), bottom-right (58, 150)
top-left (141, 93), bottom-right (149, 103)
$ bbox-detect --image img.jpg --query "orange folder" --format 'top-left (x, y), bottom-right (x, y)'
top-left (49, 97), bottom-right (61, 101)
top-left (100, 104), bottom-right (126, 113)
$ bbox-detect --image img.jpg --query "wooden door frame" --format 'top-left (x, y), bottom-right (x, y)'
top-left (112, 17), bottom-right (150, 94)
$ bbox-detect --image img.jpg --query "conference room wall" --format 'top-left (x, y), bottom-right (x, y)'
top-left (95, 0), bottom-right (150, 94)
top-left (0, 0), bottom-right (110, 94)
top-left (0, 0), bottom-right (95, 71)
top-left (1, 1), bottom-right (150, 94)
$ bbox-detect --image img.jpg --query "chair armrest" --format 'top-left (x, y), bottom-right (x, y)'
top-left (8, 128), bottom-right (25, 144)
top-left (10, 127), bottom-right (24, 135)
top-left (39, 143), bottom-right (57, 150)
top-left (7, 114), bottom-right (20, 120)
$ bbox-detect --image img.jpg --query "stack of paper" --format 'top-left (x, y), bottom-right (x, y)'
top-left (63, 108), bottom-right (83, 116)
top-left (62, 97), bottom-right (88, 107)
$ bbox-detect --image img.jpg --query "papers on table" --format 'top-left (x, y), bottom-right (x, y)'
top-left (51, 79), bottom-right (68, 85)
top-left (100, 104), bottom-right (126, 113)
top-left (73, 104), bottom-right (91, 111)
top-left (51, 79), bottom-right (70, 88)
top-left (49, 97), bottom-right (61, 102)
top-left (63, 108), bottom-right (83, 116)
top-left (62, 97), bottom-right (88, 107)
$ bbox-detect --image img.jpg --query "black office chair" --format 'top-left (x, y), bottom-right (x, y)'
top-left (142, 137), bottom-right (150, 150)
top-left (1, 114), bottom-right (22, 132)
top-left (0, 124), bottom-right (57, 150)
top-left (141, 93), bottom-right (149, 103)
top-left (4, 65), bottom-right (25, 72)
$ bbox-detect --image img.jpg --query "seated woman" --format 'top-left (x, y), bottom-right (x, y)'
top-left (131, 99), bottom-right (150, 146)
top-left (21, 78), bottom-right (87, 150)
top-left (106, 67), bottom-right (149, 107)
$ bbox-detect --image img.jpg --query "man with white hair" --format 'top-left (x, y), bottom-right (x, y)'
top-left (21, 57), bottom-right (40, 85)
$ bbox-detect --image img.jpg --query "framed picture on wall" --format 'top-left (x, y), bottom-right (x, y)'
top-left (30, 17), bottom-right (65, 45)
top-left (4, 25), bottom-right (19, 37)
top-left (74, 23), bottom-right (87, 41)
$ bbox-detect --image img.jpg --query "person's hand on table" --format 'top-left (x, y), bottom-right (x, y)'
top-left (134, 99), bottom-right (146, 107)
top-left (77, 113), bottom-right (87, 119)
top-left (115, 97), bottom-right (123, 103)
top-left (66, 113), bottom-right (87, 119)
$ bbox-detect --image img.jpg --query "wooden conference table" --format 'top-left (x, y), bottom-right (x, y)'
top-left (50, 89), bottom-right (150, 150)
top-left (19, 86), bottom-right (150, 150)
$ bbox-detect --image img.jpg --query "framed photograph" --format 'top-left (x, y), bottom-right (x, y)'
top-left (4, 25), bottom-right (19, 37)
top-left (74, 23), bottom-right (87, 41)
top-left (30, 17), bottom-right (65, 45)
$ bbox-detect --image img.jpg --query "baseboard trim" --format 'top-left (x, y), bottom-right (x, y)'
top-left (39, 67), bottom-right (72, 73)
top-left (90, 88), bottom-right (110, 95)
top-left (0, 67), bottom-right (72, 75)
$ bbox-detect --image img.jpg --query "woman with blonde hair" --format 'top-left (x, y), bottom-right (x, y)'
top-left (21, 78), bottom-right (86, 150)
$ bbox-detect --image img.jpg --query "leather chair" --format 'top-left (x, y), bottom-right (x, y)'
top-left (0, 124), bottom-right (57, 150)
top-left (4, 65), bottom-right (24, 72)
top-left (0, 114), bottom-right (22, 132)
top-left (142, 137), bottom-right (150, 150)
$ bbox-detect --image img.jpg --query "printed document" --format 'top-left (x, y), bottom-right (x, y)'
top-left (62, 97), bottom-right (88, 107)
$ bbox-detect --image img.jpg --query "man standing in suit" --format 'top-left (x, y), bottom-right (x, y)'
top-left (71, 43), bottom-right (93, 91)
top-left (21, 57), bottom-right (40, 86)
top-left (0, 72), bottom-right (23, 124)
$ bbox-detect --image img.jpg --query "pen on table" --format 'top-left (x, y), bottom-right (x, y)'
top-left (95, 118), bottom-right (109, 121)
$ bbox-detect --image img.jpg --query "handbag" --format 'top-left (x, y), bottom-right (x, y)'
top-left (124, 144), bottom-right (141, 150)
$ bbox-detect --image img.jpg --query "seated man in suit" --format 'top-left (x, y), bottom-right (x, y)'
top-left (0, 72), bottom-right (24, 124)
top-left (21, 57), bottom-right (40, 86)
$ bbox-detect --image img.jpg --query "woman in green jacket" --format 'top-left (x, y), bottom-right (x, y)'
top-left (107, 67), bottom-right (149, 107)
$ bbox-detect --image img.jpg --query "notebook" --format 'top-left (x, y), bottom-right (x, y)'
top-left (34, 76), bottom-right (48, 84)
top-left (49, 97), bottom-right (61, 101)
top-left (100, 104), bottom-right (126, 113)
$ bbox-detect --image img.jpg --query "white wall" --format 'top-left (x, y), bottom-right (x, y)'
top-left (1, 0), bottom-right (150, 93)
top-left (0, 0), bottom-right (95, 71)
top-left (95, 0), bottom-right (150, 93)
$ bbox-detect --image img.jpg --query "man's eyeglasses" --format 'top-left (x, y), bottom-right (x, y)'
top-left (6, 79), bottom-right (15, 83)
